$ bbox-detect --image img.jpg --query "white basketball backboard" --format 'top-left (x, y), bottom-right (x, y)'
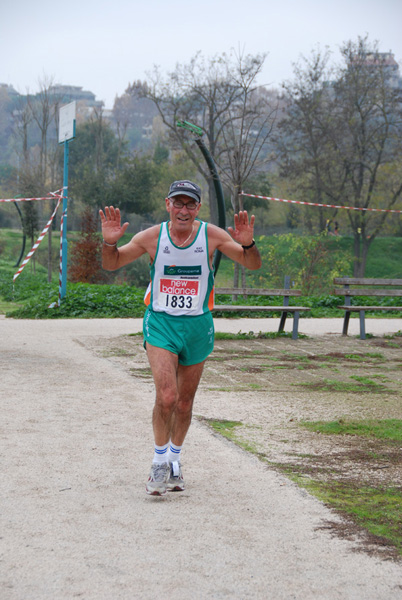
top-left (59, 101), bottom-right (76, 143)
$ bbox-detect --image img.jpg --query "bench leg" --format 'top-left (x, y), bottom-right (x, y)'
top-left (342, 312), bottom-right (351, 336)
top-left (359, 310), bottom-right (366, 340)
top-left (278, 311), bottom-right (287, 333)
top-left (292, 311), bottom-right (299, 340)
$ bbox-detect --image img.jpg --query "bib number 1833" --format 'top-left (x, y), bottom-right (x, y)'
top-left (165, 294), bottom-right (193, 309)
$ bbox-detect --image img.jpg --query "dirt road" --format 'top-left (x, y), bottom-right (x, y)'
top-left (1, 317), bottom-right (402, 599)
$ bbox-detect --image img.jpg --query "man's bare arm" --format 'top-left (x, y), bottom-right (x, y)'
top-left (208, 211), bottom-right (262, 270)
top-left (99, 206), bottom-right (157, 271)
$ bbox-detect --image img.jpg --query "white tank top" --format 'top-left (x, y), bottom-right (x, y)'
top-left (144, 220), bottom-right (214, 316)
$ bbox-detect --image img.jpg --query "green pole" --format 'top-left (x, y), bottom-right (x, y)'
top-left (13, 200), bottom-right (26, 267)
top-left (60, 139), bottom-right (69, 299)
top-left (176, 120), bottom-right (226, 275)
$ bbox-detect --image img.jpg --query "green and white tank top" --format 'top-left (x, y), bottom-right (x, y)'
top-left (144, 220), bottom-right (214, 316)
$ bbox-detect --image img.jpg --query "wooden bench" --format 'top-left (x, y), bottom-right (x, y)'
top-left (214, 277), bottom-right (310, 340)
top-left (334, 277), bottom-right (402, 339)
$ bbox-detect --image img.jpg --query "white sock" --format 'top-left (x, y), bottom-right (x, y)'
top-left (167, 442), bottom-right (182, 464)
top-left (153, 443), bottom-right (169, 464)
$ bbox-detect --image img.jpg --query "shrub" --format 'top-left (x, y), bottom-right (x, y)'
top-left (68, 208), bottom-right (106, 284)
top-left (259, 233), bottom-right (351, 295)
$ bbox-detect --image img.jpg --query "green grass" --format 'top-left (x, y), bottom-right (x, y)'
top-left (0, 261), bottom-right (147, 319)
top-left (215, 235), bottom-right (402, 287)
top-left (214, 331), bottom-right (301, 340)
top-left (203, 418), bottom-right (243, 437)
top-left (296, 377), bottom-right (393, 393)
top-left (298, 480), bottom-right (402, 554)
top-left (293, 418), bottom-right (402, 554)
top-left (0, 298), bottom-right (22, 312)
top-left (344, 352), bottom-right (385, 361)
top-left (1, 231), bottom-right (402, 318)
top-left (300, 419), bottom-right (402, 441)
top-left (384, 331), bottom-right (402, 339)
top-left (202, 416), bottom-right (402, 556)
top-left (200, 418), bottom-right (261, 454)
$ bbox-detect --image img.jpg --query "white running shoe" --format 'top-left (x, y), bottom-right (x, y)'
top-left (146, 462), bottom-right (170, 496)
top-left (167, 461), bottom-right (185, 492)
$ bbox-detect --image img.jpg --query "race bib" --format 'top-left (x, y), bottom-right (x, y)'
top-left (158, 277), bottom-right (200, 311)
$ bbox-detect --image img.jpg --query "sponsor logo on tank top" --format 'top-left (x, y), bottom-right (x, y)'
top-left (164, 266), bottom-right (202, 275)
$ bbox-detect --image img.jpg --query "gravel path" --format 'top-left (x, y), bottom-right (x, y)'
top-left (1, 317), bottom-right (402, 599)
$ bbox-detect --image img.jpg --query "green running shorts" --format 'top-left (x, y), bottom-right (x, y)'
top-left (143, 308), bottom-right (214, 365)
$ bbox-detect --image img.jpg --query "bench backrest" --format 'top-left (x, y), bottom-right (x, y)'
top-left (333, 278), bottom-right (402, 297)
top-left (334, 278), bottom-right (402, 286)
top-left (215, 287), bottom-right (302, 297)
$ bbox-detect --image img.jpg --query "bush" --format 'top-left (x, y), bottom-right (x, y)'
top-left (6, 282), bottom-right (147, 319)
top-left (68, 208), bottom-right (106, 284)
top-left (259, 233), bottom-right (351, 295)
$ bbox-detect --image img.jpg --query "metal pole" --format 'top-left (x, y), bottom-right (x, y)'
top-left (176, 120), bottom-right (226, 276)
top-left (60, 139), bottom-right (69, 299)
top-left (194, 137), bottom-right (225, 275)
top-left (13, 201), bottom-right (26, 267)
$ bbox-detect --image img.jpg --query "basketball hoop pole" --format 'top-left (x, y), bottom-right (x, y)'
top-left (58, 101), bottom-right (76, 302)
top-left (60, 140), bottom-right (69, 299)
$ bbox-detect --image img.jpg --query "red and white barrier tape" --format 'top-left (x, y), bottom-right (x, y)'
top-left (48, 207), bottom-right (66, 308)
top-left (0, 189), bottom-right (63, 204)
top-left (13, 196), bottom-right (62, 282)
top-left (240, 192), bottom-right (402, 214)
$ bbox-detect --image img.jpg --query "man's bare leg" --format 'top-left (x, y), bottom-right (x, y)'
top-left (170, 361), bottom-right (205, 446)
top-left (145, 344), bottom-right (178, 495)
top-left (146, 344), bottom-right (205, 494)
top-left (146, 344), bottom-right (205, 445)
top-left (146, 344), bottom-right (179, 446)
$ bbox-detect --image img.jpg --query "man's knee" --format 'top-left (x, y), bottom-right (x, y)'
top-left (175, 396), bottom-right (194, 417)
top-left (156, 388), bottom-right (178, 416)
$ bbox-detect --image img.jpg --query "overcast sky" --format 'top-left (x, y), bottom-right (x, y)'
top-left (1, 0), bottom-right (402, 109)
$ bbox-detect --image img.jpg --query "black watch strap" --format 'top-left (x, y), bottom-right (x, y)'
top-left (242, 239), bottom-right (255, 250)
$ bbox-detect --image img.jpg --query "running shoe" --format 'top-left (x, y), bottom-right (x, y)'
top-left (167, 461), bottom-right (185, 492)
top-left (146, 462), bottom-right (170, 496)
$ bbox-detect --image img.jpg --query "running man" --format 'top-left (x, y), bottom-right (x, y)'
top-left (100, 180), bottom-right (261, 495)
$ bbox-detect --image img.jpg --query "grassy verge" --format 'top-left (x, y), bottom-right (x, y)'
top-left (1, 261), bottom-right (402, 319)
top-left (201, 416), bottom-right (402, 557)
top-left (2, 231), bottom-right (402, 318)
top-left (0, 261), bottom-right (147, 318)
top-left (300, 419), bottom-right (402, 441)
top-left (292, 478), bottom-right (402, 556)
top-left (296, 377), bottom-right (394, 394)
top-left (215, 331), bottom-right (306, 340)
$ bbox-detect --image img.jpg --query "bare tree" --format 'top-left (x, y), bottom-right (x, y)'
top-left (216, 51), bottom-right (278, 211)
top-left (27, 76), bottom-right (56, 190)
top-left (13, 78), bottom-right (61, 280)
top-left (13, 97), bottom-right (32, 166)
top-left (214, 50), bottom-right (278, 285)
top-left (278, 36), bottom-right (402, 275)
top-left (330, 37), bottom-right (402, 275)
top-left (278, 47), bottom-right (334, 233)
top-left (142, 50), bottom-right (273, 225)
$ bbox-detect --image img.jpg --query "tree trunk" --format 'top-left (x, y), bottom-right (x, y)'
top-left (241, 265), bottom-right (246, 288)
top-left (353, 233), bottom-right (373, 277)
top-left (352, 234), bottom-right (362, 277)
top-left (358, 236), bottom-right (374, 277)
top-left (31, 233), bottom-right (36, 275)
top-left (233, 262), bottom-right (240, 289)
top-left (47, 222), bottom-right (52, 283)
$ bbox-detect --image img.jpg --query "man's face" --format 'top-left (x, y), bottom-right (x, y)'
top-left (166, 194), bottom-right (201, 227)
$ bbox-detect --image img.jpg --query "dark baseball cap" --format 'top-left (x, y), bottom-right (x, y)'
top-left (167, 180), bottom-right (201, 203)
